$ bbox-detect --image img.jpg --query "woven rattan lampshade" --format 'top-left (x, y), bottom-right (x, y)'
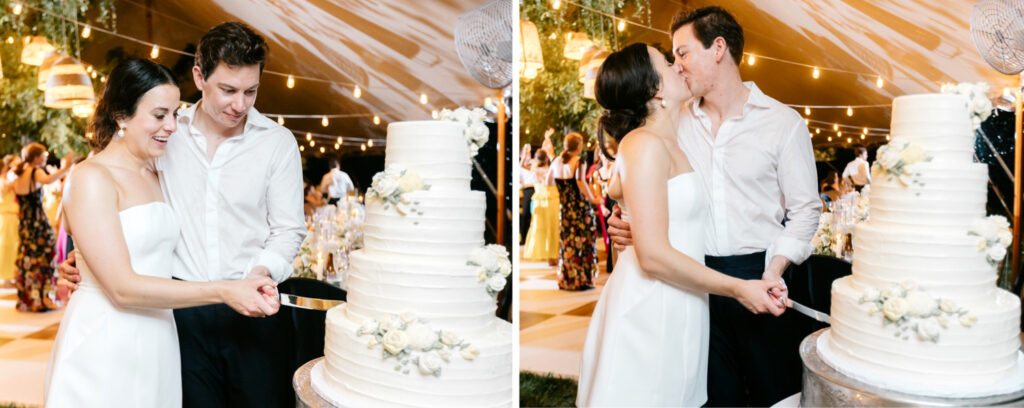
top-left (44, 56), bottom-right (95, 109)
top-left (519, 20), bottom-right (543, 79)
top-left (37, 52), bottom-right (60, 90)
top-left (562, 32), bottom-right (592, 60)
top-left (20, 36), bottom-right (55, 66)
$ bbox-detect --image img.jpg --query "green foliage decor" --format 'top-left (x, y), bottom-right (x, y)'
top-left (0, 0), bottom-right (115, 157)
top-left (519, 0), bottom-right (649, 149)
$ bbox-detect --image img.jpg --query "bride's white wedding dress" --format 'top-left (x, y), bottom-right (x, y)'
top-left (577, 172), bottom-right (710, 407)
top-left (44, 202), bottom-right (182, 407)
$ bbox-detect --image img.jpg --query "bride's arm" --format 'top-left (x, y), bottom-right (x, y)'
top-left (619, 132), bottom-right (785, 315)
top-left (63, 164), bottom-right (278, 315)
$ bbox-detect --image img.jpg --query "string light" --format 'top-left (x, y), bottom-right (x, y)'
top-left (5, 36), bottom-right (12, 44)
top-left (886, 134), bottom-right (891, 141)
top-left (847, 137), bottom-right (852, 143)
top-left (815, 128), bottom-right (820, 134)
top-left (747, 54), bottom-right (755, 66)
top-left (361, 144), bottom-right (367, 151)
top-left (828, 136), bottom-right (833, 142)
top-left (837, 131), bottom-right (843, 137)
top-left (833, 124), bottom-right (839, 131)
top-left (12, 3), bottom-right (22, 15)
top-left (100, 76), bottom-right (106, 83)
top-left (353, 85), bottom-right (361, 99)
top-left (310, 140), bottom-right (316, 147)
top-left (81, 25), bottom-right (91, 38)
top-left (368, 140), bottom-right (374, 147)
top-left (287, 75), bottom-right (295, 88)
top-left (306, 132), bottom-right (312, 141)
top-left (860, 134), bottom-right (866, 140)
top-left (90, 71), bottom-right (97, 79)
top-left (150, 45), bottom-right (160, 59)
top-left (862, 127), bottom-right (868, 134)
top-left (278, 116), bottom-right (284, 125)
top-left (617, 19), bottom-right (626, 32)
top-left (322, 116), bottom-right (329, 127)
top-left (804, 107), bottom-right (810, 115)
top-left (552, 0), bottom-right (561, 9)
top-left (485, 97), bottom-right (492, 106)
top-left (336, 136), bottom-right (343, 144)
top-left (876, 76), bottom-right (884, 88)
top-left (320, 147), bottom-right (325, 153)
top-left (812, 67), bottom-right (820, 79)
top-left (335, 143), bottom-right (340, 150)
top-left (373, 115), bottom-right (380, 125)
top-left (300, 145), bottom-right (305, 152)
top-left (432, 110), bottom-right (439, 119)
top-left (846, 106), bottom-right (853, 116)
top-left (85, 65), bottom-right (93, 73)
top-left (549, 32), bottom-right (557, 40)
top-left (420, 93), bottom-right (428, 104)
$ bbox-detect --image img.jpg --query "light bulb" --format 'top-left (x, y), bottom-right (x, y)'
top-left (82, 25), bottom-right (91, 38)
top-left (322, 116), bottom-right (329, 127)
top-left (862, 127), bottom-right (868, 134)
top-left (90, 71), bottom-right (97, 79)
top-left (12, 3), bottom-right (22, 15)
top-left (847, 107), bottom-right (853, 116)
top-left (860, 134), bottom-right (865, 140)
top-left (373, 115), bottom-right (380, 125)
top-left (617, 20), bottom-right (626, 32)
top-left (876, 76), bottom-right (884, 88)
top-left (815, 128), bottom-right (820, 134)
top-left (287, 75), bottom-right (295, 89)
top-left (277, 116), bottom-right (284, 125)
top-left (353, 85), bottom-right (361, 99)
top-left (420, 93), bottom-right (428, 104)
top-left (552, 0), bottom-right (560, 9)
top-left (886, 134), bottom-right (891, 141)
top-left (5, 36), bottom-right (12, 44)
top-left (368, 139), bottom-right (374, 147)
top-left (306, 132), bottom-right (312, 141)
top-left (335, 143), bottom-right (340, 150)
top-left (804, 107), bottom-right (810, 115)
top-left (805, 119), bottom-right (809, 125)
top-left (336, 137), bottom-right (342, 144)
top-left (310, 140), bottom-right (316, 147)
top-left (361, 144), bottom-right (367, 151)
top-left (812, 67), bottom-right (820, 79)
top-left (485, 97), bottom-right (492, 106)
top-left (150, 45), bottom-right (160, 59)
top-left (432, 110), bottom-right (438, 119)
top-left (747, 54), bottom-right (755, 66)
top-left (838, 131), bottom-right (842, 137)
top-left (300, 146), bottom-right (305, 152)
top-left (847, 137), bottom-right (852, 143)
top-left (320, 147), bottom-right (325, 153)
top-left (833, 124), bottom-right (838, 131)
top-left (828, 136), bottom-right (832, 142)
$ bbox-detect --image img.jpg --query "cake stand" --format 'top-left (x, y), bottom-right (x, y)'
top-left (800, 329), bottom-right (1024, 406)
top-left (294, 357), bottom-right (333, 408)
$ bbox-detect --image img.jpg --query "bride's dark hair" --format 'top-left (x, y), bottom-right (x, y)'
top-left (91, 58), bottom-right (176, 151)
top-left (595, 42), bottom-right (660, 159)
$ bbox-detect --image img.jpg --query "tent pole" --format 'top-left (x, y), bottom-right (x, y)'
top-left (1014, 82), bottom-right (1022, 299)
top-left (496, 90), bottom-right (507, 244)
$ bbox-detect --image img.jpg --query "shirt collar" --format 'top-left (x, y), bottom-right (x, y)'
top-left (691, 81), bottom-right (770, 118)
top-left (177, 100), bottom-right (277, 137)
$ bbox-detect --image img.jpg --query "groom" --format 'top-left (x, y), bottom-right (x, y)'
top-left (60, 22), bottom-right (306, 407)
top-left (607, 6), bottom-right (821, 406)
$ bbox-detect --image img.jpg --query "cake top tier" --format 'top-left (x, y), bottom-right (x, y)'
top-left (385, 120), bottom-right (472, 191)
top-left (890, 93), bottom-right (974, 163)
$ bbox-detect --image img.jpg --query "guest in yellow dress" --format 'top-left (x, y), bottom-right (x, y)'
top-left (0, 155), bottom-right (19, 287)
top-left (522, 149), bottom-right (559, 265)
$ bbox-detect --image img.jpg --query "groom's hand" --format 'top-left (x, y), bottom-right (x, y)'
top-left (606, 205), bottom-right (633, 251)
top-left (762, 255), bottom-right (792, 309)
top-left (57, 250), bottom-right (81, 293)
top-left (247, 266), bottom-right (279, 299)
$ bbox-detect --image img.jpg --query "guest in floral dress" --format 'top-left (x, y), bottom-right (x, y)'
top-left (547, 133), bottom-right (601, 290)
top-left (12, 143), bottom-right (73, 311)
top-left (0, 155), bottom-right (20, 288)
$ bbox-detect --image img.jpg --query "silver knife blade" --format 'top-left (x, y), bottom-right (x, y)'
top-left (788, 299), bottom-right (831, 324)
top-left (278, 293), bottom-right (345, 311)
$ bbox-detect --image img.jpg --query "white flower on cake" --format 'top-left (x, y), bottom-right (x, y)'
top-left (355, 311), bottom-right (475, 377)
top-left (968, 215), bottom-right (1012, 266)
top-left (461, 346), bottom-right (480, 361)
top-left (941, 82), bottom-right (992, 131)
top-left (468, 244), bottom-right (512, 299)
top-left (367, 166), bottom-right (430, 216)
top-left (871, 138), bottom-right (932, 187)
top-left (859, 281), bottom-right (974, 342)
top-left (438, 107), bottom-right (489, 156)
top-left (811, 213), bottom-right (838, 257)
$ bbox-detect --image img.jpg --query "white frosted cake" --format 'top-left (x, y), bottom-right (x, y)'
top-left (314, 121), bottom-right (514, 407)
top-left (824, 93), bottom-right (1022, 395)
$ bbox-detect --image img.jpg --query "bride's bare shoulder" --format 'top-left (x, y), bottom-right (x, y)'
top-left (65, 161), bottom-right (116, 203)
top-left (619, 128), bottom-right (668, 160)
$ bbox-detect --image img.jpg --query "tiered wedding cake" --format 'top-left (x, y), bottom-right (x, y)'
top-left (823, 92), bottom-right (1022, 395)
top-left (312, 120), bottom-right (514, 407)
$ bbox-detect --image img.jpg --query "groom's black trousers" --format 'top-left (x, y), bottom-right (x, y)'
top-left (704, 251), bottom-right (813, 407)
top-left (174, 303), bottom-right (294, 408)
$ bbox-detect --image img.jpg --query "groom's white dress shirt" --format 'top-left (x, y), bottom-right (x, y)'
top-left (678, 82), bottom-right (821, 265)
top-left (157, 101), bottom-right (306, 283)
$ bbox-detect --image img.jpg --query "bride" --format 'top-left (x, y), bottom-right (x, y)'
top-left (575, 43), bottom-right (788, 407)
top-left (44, 58), bottom-right (279, 407)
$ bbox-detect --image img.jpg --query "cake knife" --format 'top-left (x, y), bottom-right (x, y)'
top-left (277, 292), bottom-right (345, 311)
top-left (788, 299), bottom-right (831, 324)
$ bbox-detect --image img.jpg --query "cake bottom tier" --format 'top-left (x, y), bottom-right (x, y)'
top-left (828, 276), bottom-right (1021, 389)
top-left (320, 305), bottom-right (514, 407)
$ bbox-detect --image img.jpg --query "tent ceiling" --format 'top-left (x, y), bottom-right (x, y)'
top-left (83, 0), bottom-right (493, 154)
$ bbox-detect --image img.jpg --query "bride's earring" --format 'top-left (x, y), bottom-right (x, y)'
top-left (117, 126), bottom-right (125, 138)
top-left (660, 98), bottom-right (667, 108)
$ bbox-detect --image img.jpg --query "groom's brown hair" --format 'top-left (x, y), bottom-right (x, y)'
top-left (194, 22), bottom-right (269, 79)
top-left (670, 7), bottom-right (744, 66)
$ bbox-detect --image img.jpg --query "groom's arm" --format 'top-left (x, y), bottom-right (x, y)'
top-left (246, 135), bottom-right (307, 283)
top-left (765, 121), bottom-right (822, 279)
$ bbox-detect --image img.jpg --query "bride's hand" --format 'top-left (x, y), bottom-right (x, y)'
top-left (733, 279), bottom-right (788, 316)
top-left (221, 275), bottom-right (279, 317)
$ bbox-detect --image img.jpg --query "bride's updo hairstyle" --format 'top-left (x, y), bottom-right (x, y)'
top-left (594, 42), bottom-right (660, 158)
top-left (90, 58), bottom-right (177, 151)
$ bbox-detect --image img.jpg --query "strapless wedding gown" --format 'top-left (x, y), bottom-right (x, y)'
top-left (44, 202), bottom-right (182, 407)
top-left (577, 172), bottom-right (710, 407)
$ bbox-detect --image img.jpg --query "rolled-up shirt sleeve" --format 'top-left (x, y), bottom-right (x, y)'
top-left (769, 121), bottom-right (822, 265)
top-left (247, 135), bottom-right (307, 283)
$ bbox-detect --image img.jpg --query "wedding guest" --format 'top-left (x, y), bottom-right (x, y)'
top-left (523, 149), bottom-right (559, 265)
top-left (820, 170), bottom-right (841, 206)
top-left (12, 143), bottom-right (73, 311)
top-left (0, 155), bottom-right (19, 288)
top-left (305, 183), bottom-right (326, 217)
top-left (548, 132), bottom-right (601, 290)
top-left (319, 158), bottom-right (354, 205)
top-left (518, 145), bottom-right (537, 245)
top-left (842, 145), bottom-right (871, 192)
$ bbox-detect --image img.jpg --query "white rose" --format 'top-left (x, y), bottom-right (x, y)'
top-left (971, 218), bottom-right (998, 240)
top-left (367, 338), bottom-right (378, 349)
top-left (359, 319), bottom-right (380, 335)
top-left (904, 290), bottom-right (937, 317)
top-left (382, 316), bottom-right (404, 332)
top-left (899, 145), bottom-right (926, 164)
top-left (405, 323), bottom-right (438, 350)
top-left (999, 230), bottom-right (1013, 247)
top-left (461, 346), bottom-right (480, 361)
top-left (916, 317), bottom-right (941, 341)
top-left (990, 215), bottom-right (1011, 230)
top-left (400, 311), bottom-right (418, 324)
top-left (477, 267), bottom-right (489, 283)
top-left (418, 351), bottom-right (443, 375)
top-left (469, 248), bottom-right (498, 269)
top-left (440, 331), bottom-right (461, 346)
top-left (487, 244), bottom-right (509, 259)
top-left (861, 287), bottom-right (880, 303)
top-left (986, 245), bottom-right (1007, 262)
top-left (899, 280), bottom-right (917, 292)
top-left (939, 299), bottom-right (958, 314)
top-left (487, 274), bottom-right (507, 292)
top-left (375, 177), bottom-right (400, 198)
top-left (977, 237), bottom-right (989, 251)
top-left (397, 172), bottom-right (424, 193)
top-left (879, 149), bottom-right (901, 170)
top-left (941, 83), bottom-right (954, 94)
top-left (867, 303), bottom-right (880, 315)
top-left (882, 297), bottom-right (909, 321)
top-left (382, 330), bottom-right (409, 355)
top-left (957, 83), bottom-right (973, 95)
top-left (499, 259), bottom-right (512, 277)
top-left (438, 349), bottom-right (452, 362)
top-left (973, 95), bottom-right (991, 114)
top-left (960, 314), bottom-right (978, 327)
